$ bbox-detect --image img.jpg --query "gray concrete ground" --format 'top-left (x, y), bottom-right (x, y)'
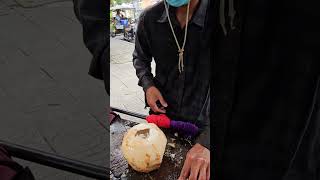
top-left (0, 0), bottom-right (108, 179)
top-left (110, 37), bottom-right (155, 123)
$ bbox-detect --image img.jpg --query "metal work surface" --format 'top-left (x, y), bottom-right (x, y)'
top-left (110, 116), bottom-right (193, 180)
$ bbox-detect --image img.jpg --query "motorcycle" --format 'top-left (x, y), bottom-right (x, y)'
top-left (123, 22), bottom-right (136, 42)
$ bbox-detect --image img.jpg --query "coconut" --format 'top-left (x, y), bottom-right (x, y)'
top-left (121, 123), bottom-right (167, 173)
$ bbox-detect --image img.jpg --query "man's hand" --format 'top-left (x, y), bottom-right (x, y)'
top-left (146, 86), bottom-right (168, 113)
top-left (179, 143), bottom-right (210, 180)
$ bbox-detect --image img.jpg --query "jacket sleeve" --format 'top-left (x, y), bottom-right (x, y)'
top-left (195, 88), bottom-right (211, 150)
top-left (132, 12), bottom-right (154, 91)
top-left (195, 122), bottom-right (211, 150)
top-left (73, 0), bottom-right (109, 93)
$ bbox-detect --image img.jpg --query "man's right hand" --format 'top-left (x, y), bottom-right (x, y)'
top-left (146, 86), bottom-right (168, 113)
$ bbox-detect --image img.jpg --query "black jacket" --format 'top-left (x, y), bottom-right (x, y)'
top-left (73, 0), bottom-right (109, 94)
top-left (210, 0), bottom-right (320, 179)
top-left (133, 1), bottom-right (211, 149)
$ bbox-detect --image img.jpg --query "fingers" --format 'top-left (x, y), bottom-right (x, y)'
top-left (158, 94), bottom-right (168, 107)
top-left (198, 164), bottom-right (207, 180)
top-left (150, 101), bottom-right (165, 113)
top-left (179, 157), bottom-right (191, 180)
top-left (179, 144), bottom-right (211, 180)
top-left (207, 164), bottom-right (210, 180)
top-left (189, 160), bottom-right (201, 180)
top-left (146, 86), bottom-right (167, 113)
top-left (180, 158), bottom-right (209, 180)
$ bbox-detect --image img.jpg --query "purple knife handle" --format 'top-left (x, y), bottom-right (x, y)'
top-left (171, 120), bottom-right (199, 138)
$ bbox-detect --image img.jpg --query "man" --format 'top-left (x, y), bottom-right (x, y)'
top-left (133, 0), bottom-right (211, 179)
top-left (73, 0), bottom-right (109, 94)
top-left (115, 10), bottom-right (122, 24)
top-left (210, 0), bottom-right (320, 179)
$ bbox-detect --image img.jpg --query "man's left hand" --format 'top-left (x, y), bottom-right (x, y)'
top-left (179, 143), bottom-right (210, 180)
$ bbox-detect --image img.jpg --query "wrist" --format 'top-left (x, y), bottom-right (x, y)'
top-left (144, 85), bottom-right (156, 93)
top-left (140, 76), bottom-right (155, 92)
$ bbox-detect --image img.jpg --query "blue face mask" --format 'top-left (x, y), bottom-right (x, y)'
top-left (166, 0), bottom-right (189, 7)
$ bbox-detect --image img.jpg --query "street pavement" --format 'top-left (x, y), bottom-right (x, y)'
top-left (0, 0), bottom-right (108, 179)
top-left (110, 37), bottom-right (155, 123)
